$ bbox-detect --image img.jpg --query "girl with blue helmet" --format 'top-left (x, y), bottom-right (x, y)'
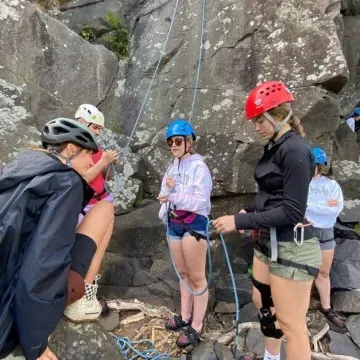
top-left (158, 119), bottom-right (212, 349)
top-left (306, 147), bottom-right (345, 329)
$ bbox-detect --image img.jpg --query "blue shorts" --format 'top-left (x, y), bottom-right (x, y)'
top-left (167, 214), bottom-right (208, 241)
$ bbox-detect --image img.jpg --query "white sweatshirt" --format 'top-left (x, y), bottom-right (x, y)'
top-left (158, 154), bottom-right (212, 222)
top-left (306, 176), bottom-right (344, 229)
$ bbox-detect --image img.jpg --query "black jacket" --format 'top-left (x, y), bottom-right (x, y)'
top-left (0, 150), bottom-right (92, 359)
top-left (235, 130), bottom-right (315, 241)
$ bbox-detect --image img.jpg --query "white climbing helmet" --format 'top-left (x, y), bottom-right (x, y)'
top-left (75, 104), bottom-right (105, 127)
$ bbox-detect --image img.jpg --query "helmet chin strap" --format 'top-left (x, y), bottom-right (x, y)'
top-left (56, 150), bottom-right (81, 168)
top-left (263, 109), bottom-right (293, 138)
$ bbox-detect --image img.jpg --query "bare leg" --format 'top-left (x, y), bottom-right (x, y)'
top-left (169, 239), bottom-right (193, 321)
top-left (270, 274), bottom-right (313, 360)
top-left (314, 249), bottom-right (334, 309)
top-left (182, 236), bottom-right (208, 332)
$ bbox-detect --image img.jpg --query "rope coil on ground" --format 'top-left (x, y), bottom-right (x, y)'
top-left (112, 334), bottom-right (170, 360)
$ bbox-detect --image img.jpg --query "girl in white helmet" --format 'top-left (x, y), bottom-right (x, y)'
top-left (63, 104), bottom-right (118, 323)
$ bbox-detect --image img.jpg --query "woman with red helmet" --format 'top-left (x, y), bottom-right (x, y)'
top-left (214, 81), bottom-right (321, 360)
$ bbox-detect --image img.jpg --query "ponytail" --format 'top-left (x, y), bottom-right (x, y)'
top-left (288, 115), bottom-right (306, 137)
top-left (268, 103), bottom-right (306, 137)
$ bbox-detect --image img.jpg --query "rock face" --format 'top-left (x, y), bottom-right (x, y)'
top-left (119, 0), bottom-right (348, 196)
top-left (4, 319), bottom-right (123, 360)
top-left (346, 314), bottom-right (360, 348)
top-left (331, 239), bottom-right (360, 289)
top-left (339, 4), bottom-right (360, 114)
top-left (0, 0), bottom-right (118, 163)
top-left (332, 290), bottom-right (360, 313)
top-left (328, 330), bottom-right (360, 358)
top-left (49, 319), bottom-right (124, 360)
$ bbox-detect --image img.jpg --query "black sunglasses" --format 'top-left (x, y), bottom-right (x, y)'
top-left (167, 138), bottom-right (184, 147)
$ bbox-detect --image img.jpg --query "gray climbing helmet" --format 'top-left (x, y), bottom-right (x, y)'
top-left (41, 118), bottom-right (98, 152)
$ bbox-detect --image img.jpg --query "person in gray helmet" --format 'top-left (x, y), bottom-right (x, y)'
top-left (0, 118), bottom-right (113, 360)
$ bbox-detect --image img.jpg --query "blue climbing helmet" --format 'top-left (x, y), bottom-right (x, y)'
top-left (166, 119), bottom-right (196, 141)
top-left (353, 107), bottom-right (360, 117)
top-left (312, 147), bottom-right (327, 165)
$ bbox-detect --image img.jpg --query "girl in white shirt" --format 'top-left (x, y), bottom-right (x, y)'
top-left (306, 147), bottom-right (345, 329)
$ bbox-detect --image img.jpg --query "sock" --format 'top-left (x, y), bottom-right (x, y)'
top-left (264, 349), bottom-right (280, 360)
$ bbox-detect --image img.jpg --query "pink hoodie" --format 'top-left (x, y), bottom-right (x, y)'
top-left (158, 154), bottom-right (212, 222)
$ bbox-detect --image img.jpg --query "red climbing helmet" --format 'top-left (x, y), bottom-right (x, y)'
top-left (244, 81), bottom-right (294, 120)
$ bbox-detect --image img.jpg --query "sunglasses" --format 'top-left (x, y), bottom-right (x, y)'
top-left (167, 137), bottom-right (184, 147)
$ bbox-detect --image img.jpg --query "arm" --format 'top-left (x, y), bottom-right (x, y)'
top-left (307, 181), bottom-right (344, 217)
top-left (167, 165), bottom-right (212, 213)
top-left (82, 158), bottom-right (108, 183)
top-left (235, 149), bottom-right (312, 230)
top-left (14, 175), bottom-right (84, 360)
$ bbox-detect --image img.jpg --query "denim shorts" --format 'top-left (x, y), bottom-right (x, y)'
top-left (167, 214), bottom-right (208, 241)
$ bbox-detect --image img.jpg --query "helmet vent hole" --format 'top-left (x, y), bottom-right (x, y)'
top-left (53, 126), bottom-right (69, 135)
top-left (265, 92), bottom-right (270, 96)
top-left (63, 120), bottom-right (77, 129)
top-left (260, 90), bottom-right (264, 94)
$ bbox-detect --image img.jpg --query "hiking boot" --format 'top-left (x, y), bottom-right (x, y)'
top-left (64, 274), bottom-right (102, 322)
top-left (320, 307), bottom-right (346, 329)
top-left (165, 314), bottom-right (192, 331)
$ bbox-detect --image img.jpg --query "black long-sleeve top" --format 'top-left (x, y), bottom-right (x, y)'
top-left (235, 130), bottom-right (316, 242)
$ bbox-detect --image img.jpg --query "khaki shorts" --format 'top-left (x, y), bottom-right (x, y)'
top-left (254, 237), bottom-right (322, 282)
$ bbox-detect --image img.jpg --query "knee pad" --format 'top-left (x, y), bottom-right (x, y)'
top-left (70, 233), bottom-right (97, 278)
top-left (252, 278), bottom-right (283, 339)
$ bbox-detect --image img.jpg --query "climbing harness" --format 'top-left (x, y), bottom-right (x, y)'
top-left (168, 210), bottom-right (207, 241)
top-left (111, 335), bottom-right (170, 360)
top-left (253, 232), bottom-right (319, 277)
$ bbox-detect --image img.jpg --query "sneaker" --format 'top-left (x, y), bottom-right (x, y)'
top-left (320, 307), bottom-right (346, 329)
top-left (64, 274), bottom-right (102, 323)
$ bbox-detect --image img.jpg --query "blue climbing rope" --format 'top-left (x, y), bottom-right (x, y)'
top-left (122, 0), bottom-right (180, 156)
top-left (189, 0), bottom-right (207, 123)
top-left (104, 162), bottom-right (121, 194)
top-left (211, 221), bottom-right (240, 360)
top-left (111, 334), bottom-right (170, 360)
top-left (103, 0), bottom-right (180, 195)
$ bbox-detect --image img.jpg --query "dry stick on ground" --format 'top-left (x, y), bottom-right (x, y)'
top-left (157, 333), bottom-right (173, 348)
top-left (217, 322), bottom-right (260, 345)
top-left (107, 299), bottom-right (175, 319)
top-left (119, 312), bottom-right (145, 325)
top-left (311, 354), bottom-right (359, 360)
top-left (312, 323), bottom-right (330, 353)
top-left (132, 326), bottom-right (149, 341)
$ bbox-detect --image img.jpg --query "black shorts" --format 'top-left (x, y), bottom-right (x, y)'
top-left (70, 233), bottom-right (97, 278)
